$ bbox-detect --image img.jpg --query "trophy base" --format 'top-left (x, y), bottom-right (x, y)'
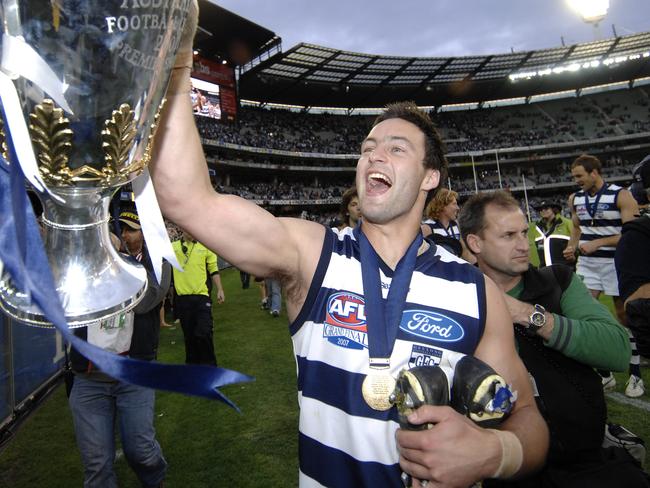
top-left (0, 186), bottom-right (148, 328)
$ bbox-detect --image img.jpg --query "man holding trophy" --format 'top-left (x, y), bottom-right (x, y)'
top-left (148, 2), bottom-right (549, 487)
top-left (1, 1), bottom-right (549, 486)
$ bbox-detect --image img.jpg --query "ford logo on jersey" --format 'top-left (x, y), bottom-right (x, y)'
top-left (400, 310), bottom-right (465, 342)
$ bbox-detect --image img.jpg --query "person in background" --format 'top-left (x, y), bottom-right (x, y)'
top-left (458, 191), bottom-right (646, 488)
top-left (529, 200), bottom-right (573, 267)
top-left (563, 154), bottom-right (641, 396)
top-left (171, 230), bottom-right (225, 365)
top-left (421, 188), bottom-right (474, 262)
top-left (337, 185), bottom-right (361, 231)
top-left (265, 276), bottom-right (282, 317)
top-left (422, 187), bottom-right (460, 240)
top-left (239, 269), bottom-right (251, 289)
top-left (615, 155), bottom-right (650, 397)
top-left (68, 210), bottom-right (170, 488)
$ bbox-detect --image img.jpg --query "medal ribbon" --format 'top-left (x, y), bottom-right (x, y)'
top-left (586, 184), bottom-right (607, 225)
top-left (356, 227), bottom-right (422, 366)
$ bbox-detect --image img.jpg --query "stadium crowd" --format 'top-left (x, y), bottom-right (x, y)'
top-left (196, 86), bottom-right (650, 154)
top-left (213, 180), bottom-right (347, 202)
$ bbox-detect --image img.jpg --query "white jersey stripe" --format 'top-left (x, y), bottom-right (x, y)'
top-left (299, 394), bottom-right (400, 465)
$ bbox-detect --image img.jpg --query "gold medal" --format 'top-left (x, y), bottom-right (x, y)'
top-left (362, 369), bottom-right (396, 411)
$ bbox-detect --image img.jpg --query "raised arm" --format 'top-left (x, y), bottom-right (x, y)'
top-left (149, 5), bottom-right (323, 292)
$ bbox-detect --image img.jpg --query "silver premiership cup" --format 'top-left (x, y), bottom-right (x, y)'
top-left (0, 0), bottom-right (191, 326)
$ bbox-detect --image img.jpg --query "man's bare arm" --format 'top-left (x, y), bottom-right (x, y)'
top-left (618, 188), bottom-right (639, 224)
top-left (149, 56), bottom-right (324, 287)
top-left (212, 273), bottom-right (225, 304)
top-left (625, 283), bottom-right (650, 308)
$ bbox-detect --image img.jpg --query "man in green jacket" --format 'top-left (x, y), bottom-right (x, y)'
top-left (459, 191), bottom-right (640, 487)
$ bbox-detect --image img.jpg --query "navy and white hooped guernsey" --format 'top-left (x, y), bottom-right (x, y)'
top-left (290, 227), bottom-right (487, 487)
top-left (573, 183), bottom-right (622, 260)
top-left (423, 218), bottom-right (461, 241)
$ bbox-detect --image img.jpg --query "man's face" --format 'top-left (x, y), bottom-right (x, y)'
top-left (442, 197), bottom-right (460, 221)
top-left (121, 226), bottom-right (143, 252)
top-left (471, 205), bottom-right (530, 278)
top-left (356, 118), bottom-right (439, 225)
top-left (539, 206), bottom-right (554, 220)
top-left (347, 196), bottom-right (362, 224)
top-left (571, 165), bottom-right (598, 193)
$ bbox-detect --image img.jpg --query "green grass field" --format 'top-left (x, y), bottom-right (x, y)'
top-left (0, 268), bottom-right (300, 488)
top-left (0, 268), bottom-right (647, 487)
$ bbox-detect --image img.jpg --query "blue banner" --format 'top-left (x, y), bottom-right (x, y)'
top-left (0, 313), bottom-right (10, 426)
top-left (11, 320), bottom-right (64, 404)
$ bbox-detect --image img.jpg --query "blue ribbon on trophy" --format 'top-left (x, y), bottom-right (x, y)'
top-left (0, 2), bottom-right (253, 409)
top-left (0, 150), bottom-right (253, 409)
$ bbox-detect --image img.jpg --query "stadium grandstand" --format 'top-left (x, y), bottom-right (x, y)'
top-left (190, 20), bottom-right (650, 226)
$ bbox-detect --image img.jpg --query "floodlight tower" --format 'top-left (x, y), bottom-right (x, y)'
top-left (567, 0), bottom-right (610, 40)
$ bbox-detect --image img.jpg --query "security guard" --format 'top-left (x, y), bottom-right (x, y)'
top-left (529, 200), bottom-right (573, 267)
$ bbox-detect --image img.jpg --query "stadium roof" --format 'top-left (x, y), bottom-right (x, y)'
top-left (195, 0), bottom-right (280, 65)
top-left (239, 31), bottom-right (650, 108)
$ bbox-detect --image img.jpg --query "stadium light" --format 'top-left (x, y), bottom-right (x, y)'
top-left (508, 49), bottom-right (650, 82)
top-left (567, 0), bottom-right (609, 25)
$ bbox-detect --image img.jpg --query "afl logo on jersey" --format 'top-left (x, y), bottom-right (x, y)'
top-left (323, 292), bottom-right (368, 350)
top-left (325, 292), bottom-right (367, 328)
top-left (400, 310), bottom-right (464, 343)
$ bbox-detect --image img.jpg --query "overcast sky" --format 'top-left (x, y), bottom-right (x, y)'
top-left (214, 0), bottom-right (650, 57)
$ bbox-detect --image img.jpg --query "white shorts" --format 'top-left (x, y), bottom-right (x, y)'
top-left (576, 257), bottom-right (619, 296)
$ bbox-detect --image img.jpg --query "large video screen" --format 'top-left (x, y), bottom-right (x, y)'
top-left (191, 56), bottom-right (238, 122)
top-left (191, 77), bottom-right (222, 120)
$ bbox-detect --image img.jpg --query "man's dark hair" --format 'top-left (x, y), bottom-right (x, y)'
top-left (373, 102), bottom-right (448, 199)
top-left (339, 185), bottom-right (358, 224)
top-left (572, 154), bottom-right (602, 174)
top-left (458, 190), bottom-right (521, 248)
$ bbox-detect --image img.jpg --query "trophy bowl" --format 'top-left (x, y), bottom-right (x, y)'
top-left (0, 0), bottom-right (191, 326)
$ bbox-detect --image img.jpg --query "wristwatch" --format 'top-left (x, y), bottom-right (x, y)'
top-left (527, 304), bottom-right (547, 333)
